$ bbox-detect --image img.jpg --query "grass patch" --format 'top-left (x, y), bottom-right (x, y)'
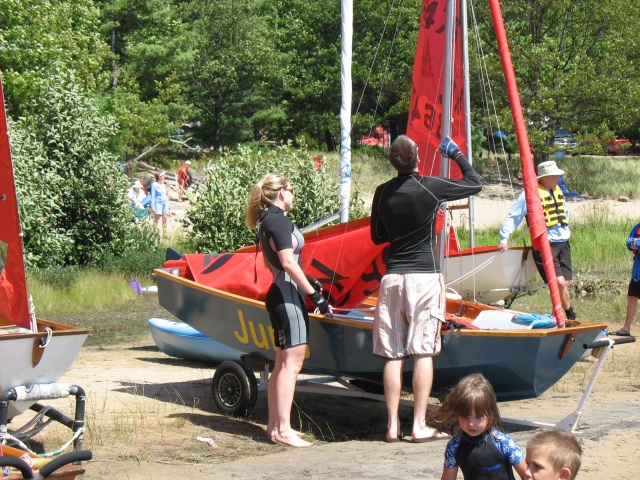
top-left (563, 155), bottom-right (640, 199)
top-left (29, 269), bottom-right (147, 315)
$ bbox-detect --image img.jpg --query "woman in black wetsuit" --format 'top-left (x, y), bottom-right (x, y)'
top-left (246, 173), bottom-right (329, 448)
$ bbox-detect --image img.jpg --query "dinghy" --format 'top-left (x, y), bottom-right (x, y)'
top-left (148, 317), bottom-right (243, 363)
top-left (152, 0), bottom-right (610, 425)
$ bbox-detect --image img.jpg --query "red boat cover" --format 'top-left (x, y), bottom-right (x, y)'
top-left (407, 0), bottom-right (467, 179)
top-left (0, 79), bottom-right (31, 328)
top-left (167, 218), bottom-right (387, 309)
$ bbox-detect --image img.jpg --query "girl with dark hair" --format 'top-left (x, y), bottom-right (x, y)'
top-left (433, 373), bottom-right (527, 480)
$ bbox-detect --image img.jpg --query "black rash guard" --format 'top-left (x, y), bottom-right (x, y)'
top-left (370, 152), bottom-right (482, 274)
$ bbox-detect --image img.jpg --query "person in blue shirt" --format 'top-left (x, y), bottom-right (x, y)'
top-left (150, 171), bottom-right (169, 236)
top-left (433, 373), bottom-right (527, 480)
top-left (498, 160), bottom-right (575, 321)
top-left (611, 223), bottom-right (640, 336)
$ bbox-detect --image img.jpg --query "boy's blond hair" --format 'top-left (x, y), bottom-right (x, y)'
top-left (526, 430), bottom-right (582, 480)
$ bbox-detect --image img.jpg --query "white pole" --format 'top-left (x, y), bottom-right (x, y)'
top-left (339, 0), bottom-right (353, 223)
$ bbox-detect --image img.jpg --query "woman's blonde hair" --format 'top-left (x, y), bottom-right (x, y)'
top-left (245, 173), bottom-right (289, 229)
top-left (431, 373), bottom-right (502, 436)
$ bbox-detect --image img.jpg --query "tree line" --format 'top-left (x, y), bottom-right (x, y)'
top-left (2, 0), bottom-right (640, 268)
top-left (2, 0), bottom-right (638, 158)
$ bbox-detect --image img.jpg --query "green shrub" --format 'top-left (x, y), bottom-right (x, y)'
top-left (99, 247), bottom-right (166, 278)
top-left (10, 71), bottom-right (158, 268)
top-left (183, 142), bottom-right (368, 253)
top-left (32, 266), bottom-right (80, 290)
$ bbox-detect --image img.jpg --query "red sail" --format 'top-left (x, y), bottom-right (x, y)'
top-left (407, 0), bottom-right (467, 179)
top-left (0, 78), bottom-right (31, 329)
top-left (164, 218), bottom-right (387, 309)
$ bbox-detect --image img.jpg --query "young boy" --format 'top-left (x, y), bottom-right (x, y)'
top-left (525, 430), bottom-right (582, 480)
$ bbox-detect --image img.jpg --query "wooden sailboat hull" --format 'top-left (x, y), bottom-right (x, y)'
top-left (155, 268), bottom-right (605, 401)
top-left (445, 246), bottom-right (537, 304)
top-left (0, 320), bottom-right (90, 419)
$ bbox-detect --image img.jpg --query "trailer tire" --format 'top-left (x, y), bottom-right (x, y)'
top-left (212, 360), bottom-right (254, 416)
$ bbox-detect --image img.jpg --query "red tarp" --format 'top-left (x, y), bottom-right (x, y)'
top-left (407, 0), bottom-right (466, 179)
top-left (165, 218), bottom-right (387, 309)
top-left (0, 79), bottom-right (31, 329)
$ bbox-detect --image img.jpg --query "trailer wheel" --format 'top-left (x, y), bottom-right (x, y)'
top-left (238, 362), bottom-right (259, 409)
top-left (212, 360), bottom-right (254, 416)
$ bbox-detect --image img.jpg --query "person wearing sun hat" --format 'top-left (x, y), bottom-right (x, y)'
top-left (498, 160), bottom-right (576, 321)
top-left (127, 180), bottom-right (146, 209)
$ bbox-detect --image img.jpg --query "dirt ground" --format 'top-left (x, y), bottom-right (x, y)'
top-left (23, 326), bottom-right (639, 479)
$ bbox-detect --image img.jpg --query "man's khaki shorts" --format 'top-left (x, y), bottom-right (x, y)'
top-left (373, 273), bottom-right (444, 359)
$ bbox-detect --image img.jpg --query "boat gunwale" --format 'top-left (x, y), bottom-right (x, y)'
top-left (154, 268), bottom-right (607, 337)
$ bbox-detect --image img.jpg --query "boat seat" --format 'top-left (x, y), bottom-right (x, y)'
top-left (471, 310), bottom-right (533, 330)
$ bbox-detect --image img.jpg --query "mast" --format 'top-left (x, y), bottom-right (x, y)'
top-left (461, 0), bottom-right (475, 247)
top-left (438, 0), bottom-right (457, 269)
top-left (339, 0), bottom-right (353, 223)
top-left (488, 0), bottom-right (566, 326)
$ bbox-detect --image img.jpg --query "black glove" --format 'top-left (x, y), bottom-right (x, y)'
top-left (306, 275), bottom-right (323, 293)
top-left (308, 291), bottom-right (329, 315)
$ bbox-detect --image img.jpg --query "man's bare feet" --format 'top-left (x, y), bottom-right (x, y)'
top-left (410, 426), bottom-right (449, 443)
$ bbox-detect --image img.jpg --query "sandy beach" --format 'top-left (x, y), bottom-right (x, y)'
top-left (37, 328), bottom-right (638, 479)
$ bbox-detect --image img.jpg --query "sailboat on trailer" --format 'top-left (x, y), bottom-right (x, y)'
top-left (0, 77), bottom-right (90, 421)
top-left (153, 0), bottom-right (608, 414)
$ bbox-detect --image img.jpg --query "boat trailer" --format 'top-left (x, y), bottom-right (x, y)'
top-left (210, 335), bottom-right (635, 433)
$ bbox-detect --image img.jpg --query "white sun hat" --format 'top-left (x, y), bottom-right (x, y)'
top-left (537, 161), bottom-right (564, 178)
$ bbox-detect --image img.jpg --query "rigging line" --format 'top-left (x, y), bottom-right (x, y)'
top-left (469, 0), bottom-right (517, 200)
top-left (353, 0), bottom-right (399, 124)
top-left (369, 0), bottom-right (407, 129)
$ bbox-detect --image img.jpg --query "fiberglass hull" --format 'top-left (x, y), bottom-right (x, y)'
top-left (0, 319), bottom-right (90, 419)
top-left (155, 268), bottom-right (605, 401)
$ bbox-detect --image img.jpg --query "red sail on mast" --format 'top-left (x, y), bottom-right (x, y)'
top-left (407, 0), bottom-right (467, 179)
top-left (0, 78), bottom-right (31, 329)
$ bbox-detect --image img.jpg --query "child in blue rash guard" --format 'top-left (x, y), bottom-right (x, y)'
top-left (433, 373), bottom-right (527, 480)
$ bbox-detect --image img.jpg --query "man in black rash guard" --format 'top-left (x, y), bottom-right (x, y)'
top-left (370, 135), bottom-right (482, 443)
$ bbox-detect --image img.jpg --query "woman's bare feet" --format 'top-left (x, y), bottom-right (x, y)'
top-left (270, 431), bottom-right (313, 448)
top-left (266, 427), bottom-right (301, 437)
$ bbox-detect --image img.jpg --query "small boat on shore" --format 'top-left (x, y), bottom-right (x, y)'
top-left (148, 317), bottom-right (243, 363)
top-left (0, 77), bottom-right (90, 421)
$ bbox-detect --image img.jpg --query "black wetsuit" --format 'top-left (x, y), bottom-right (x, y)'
top-left (259, 205), bottom-right (309, 349)
top-left (370, 152), bottom-right (482, 273)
